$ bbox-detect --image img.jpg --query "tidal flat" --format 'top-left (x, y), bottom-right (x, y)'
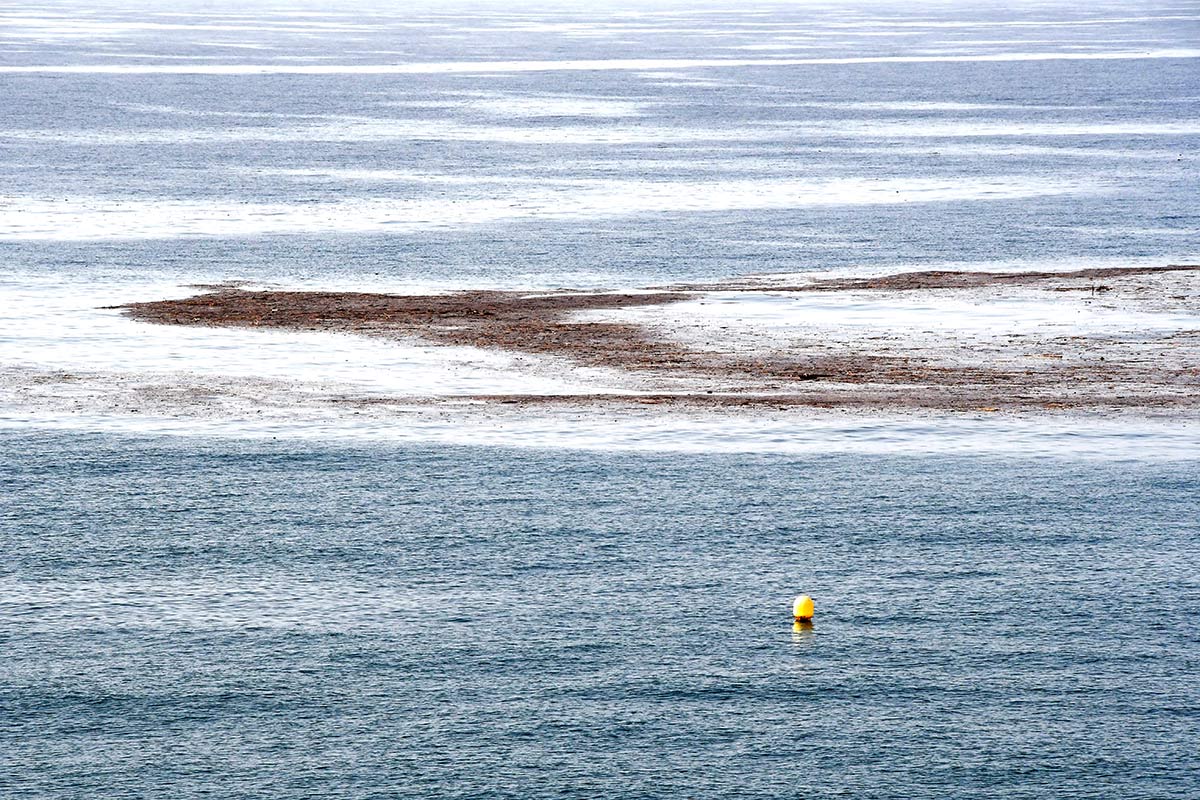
top-left (115, 264), bottom-right (1200, 412)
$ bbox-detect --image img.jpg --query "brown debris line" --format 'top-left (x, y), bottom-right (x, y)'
top-left (119, 289), bottom-right (699, 372)
top-left (786, 263), bottom-right (1200, 292)
top-left (661, 263), bottom-right (1200, 292)
top-left (116, 287), bottom-right (1010, 384)
top-left (115, 264), bottom-right (1200, 410)
top-left (347, 391), bottom-right (1200, 412)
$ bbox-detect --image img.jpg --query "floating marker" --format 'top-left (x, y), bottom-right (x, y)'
top-left (792, 594), bottom-right (814, 622)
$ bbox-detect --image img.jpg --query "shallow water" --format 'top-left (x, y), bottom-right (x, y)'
top-left (3, 430), bottom-right (1198, 798)
top-left (2, 0), bottom-right (1198, 445)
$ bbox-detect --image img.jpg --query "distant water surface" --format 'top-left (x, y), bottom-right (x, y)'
top-left (2, 0), bottom-right (1197, 285)
top-left (1, 0), bottom-right (1198, 445)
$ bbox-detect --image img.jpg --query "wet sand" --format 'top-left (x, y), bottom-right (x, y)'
top-left (117, 264), bottom-right (1200, 411)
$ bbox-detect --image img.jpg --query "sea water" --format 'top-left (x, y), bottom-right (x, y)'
top-left (2, 0), bottom-right (1198, 444)
top-left (1, 0), bottom-right (1199, 796)
top-left (3, 431), bottom-right (1198, 798)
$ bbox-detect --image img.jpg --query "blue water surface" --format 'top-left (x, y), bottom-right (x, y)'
top-left (2, 430), bottom-right (1197, 798)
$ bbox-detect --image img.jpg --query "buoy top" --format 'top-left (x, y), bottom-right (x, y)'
top-left (792, 594), bottom-right (814, 621)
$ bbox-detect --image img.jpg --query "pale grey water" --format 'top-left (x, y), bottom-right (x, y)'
top-left (2, 0), bottom-right (1198, 287)
top-left (1, 0), bottom-right (1199, 796)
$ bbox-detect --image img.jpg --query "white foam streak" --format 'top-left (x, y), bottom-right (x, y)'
top-left (467, 96), bottom-right (646, 117)
top-left (7, 406), bottom-right (1199, 460)
top-left (0, 177), bottom-right (1081, 240)
top-left (0, 15), bottom-right (376, 33)
top-left (1, 116), bottom-right (744, 145)
top-left (3, 49), bottom-right (1199, 74)
top-left (0, 279), bottom-right (607, 398)
top-left (636, 290), bottom-right (1199, 342)
top-left (775, 120), bottom-right (1200, 138)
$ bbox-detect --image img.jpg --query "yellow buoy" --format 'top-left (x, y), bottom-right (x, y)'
top-left (792, 594), bottom-right (814, 622)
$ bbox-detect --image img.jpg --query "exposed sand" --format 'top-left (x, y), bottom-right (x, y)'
top-left (115, 264), bottom-right (1200, 412)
